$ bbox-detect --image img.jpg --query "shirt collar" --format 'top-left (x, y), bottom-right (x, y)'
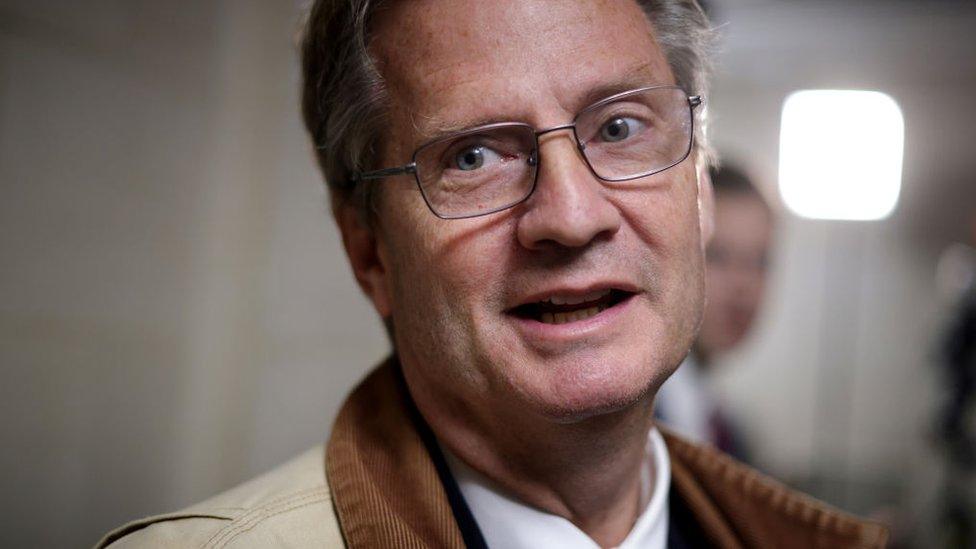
top-left (443, 427), bottom-right (671, 549)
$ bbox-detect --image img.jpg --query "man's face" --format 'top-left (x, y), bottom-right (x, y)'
top-left (358, 0), bottom-right (707, 423)
top-left (697, 193), bottom-right (772, 358)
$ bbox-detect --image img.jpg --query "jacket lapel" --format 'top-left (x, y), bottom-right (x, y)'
top-left (326, 360), bottom-right (887, 549)
top-left (326, 359), bottom-right (465, 548)
top-left (662, 430), bottom-right (888, 548)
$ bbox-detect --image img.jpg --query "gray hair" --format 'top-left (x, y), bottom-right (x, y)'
top-left (300, 0), bottom-right (715, 214)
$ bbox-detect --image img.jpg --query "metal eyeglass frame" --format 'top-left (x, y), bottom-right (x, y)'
top-left (351, 85), bottom-right (703, 220)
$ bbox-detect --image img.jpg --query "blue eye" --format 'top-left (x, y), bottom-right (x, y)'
top-left (456, 146), bottom-right (486, 170)
top-left (454, 145), bottom-right (506, 171)
top-left (600, 117), bottom-right (633, 142)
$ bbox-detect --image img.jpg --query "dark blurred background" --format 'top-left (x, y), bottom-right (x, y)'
top-left (1, 0), bottom-right (974, 546)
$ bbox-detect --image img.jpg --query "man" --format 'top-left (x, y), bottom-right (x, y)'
top-left (98, 0), bottom-right (887, 547)
top-left (656, 163), bottom-right (773, 460)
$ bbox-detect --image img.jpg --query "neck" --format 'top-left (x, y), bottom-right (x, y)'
top-left (410, 376), bottom-right (656, 547)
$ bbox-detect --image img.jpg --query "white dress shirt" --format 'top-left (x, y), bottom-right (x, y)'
top-left (655, 356), bottom-right (716, 444)
top-left (443, 428), bottom-right (670, 549)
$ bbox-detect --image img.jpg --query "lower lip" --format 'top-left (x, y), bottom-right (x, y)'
top-left (509, 293), bottom-right (637, 342)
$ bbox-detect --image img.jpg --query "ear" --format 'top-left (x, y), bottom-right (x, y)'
top-left (333, 200), bottom-right (393, 318)
top-left (697, 160), bottom-right (715, 245)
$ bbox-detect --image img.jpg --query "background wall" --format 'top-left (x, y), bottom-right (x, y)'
top-left (0, 0), bottom-right (973, 546)
top-left (0, 1), bottom-right (387, 546)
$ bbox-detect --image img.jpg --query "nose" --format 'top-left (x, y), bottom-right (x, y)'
top-left (516, 132), bottom-right (622, 250)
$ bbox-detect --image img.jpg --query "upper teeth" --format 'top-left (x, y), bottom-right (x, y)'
top-left (546, 289), bottom-right (612, 306)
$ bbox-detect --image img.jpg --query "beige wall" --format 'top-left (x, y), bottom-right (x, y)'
top-left (0, 1), bottom-right (386, 546)
top-left (0, 0), bottom-right (973, 546)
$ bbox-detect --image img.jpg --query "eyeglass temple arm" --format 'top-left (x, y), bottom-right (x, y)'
top-left (689, 95), bottom-right (702, 108)
top-left (354, 162), bottom-right (418, 181)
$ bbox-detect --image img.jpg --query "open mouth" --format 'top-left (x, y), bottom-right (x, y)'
top-left (508, 289), bottom-right (634, 325)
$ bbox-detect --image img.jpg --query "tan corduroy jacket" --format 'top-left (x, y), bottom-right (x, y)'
top-left (98, 359), bottom-right (888, 548)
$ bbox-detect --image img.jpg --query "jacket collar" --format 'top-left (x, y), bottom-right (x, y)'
top-left (326, 358), bottom-right (887, 548)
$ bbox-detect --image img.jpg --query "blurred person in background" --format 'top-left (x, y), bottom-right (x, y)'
top-left (937, 216), bottom-right (976, 466)
top-left (933, 214), bottom-right (976, 548)
top-left (656, 162), bottom-right (773, 461)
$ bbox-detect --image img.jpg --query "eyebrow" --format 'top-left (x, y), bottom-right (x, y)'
top-left (574, 62), bottom-right (663, 109)
top-left (413, 62), bottom-right (667, 142)
top-left (415, 114), bottom-right (513, 144)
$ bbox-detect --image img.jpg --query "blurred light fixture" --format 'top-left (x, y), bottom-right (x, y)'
top-left (778, 90), bottom-right (904, 221)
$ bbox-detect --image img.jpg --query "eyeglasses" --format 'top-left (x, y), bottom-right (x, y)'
top-left (354, 85), bottom-right (702, 219)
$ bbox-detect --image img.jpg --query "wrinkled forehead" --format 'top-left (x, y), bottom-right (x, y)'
top-left (368, 0), bottom-right (675, 140)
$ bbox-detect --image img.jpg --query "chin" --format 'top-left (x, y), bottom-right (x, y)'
top-left (517, 353), bottom-right (668, 424)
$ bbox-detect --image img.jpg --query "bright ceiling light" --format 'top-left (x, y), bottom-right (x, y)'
top-left (778, 90), bottom-right (904, 221)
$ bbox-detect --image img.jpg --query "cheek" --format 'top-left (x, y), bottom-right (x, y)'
top-left (620, 174), bottom-right (706, 305)
top-left (383, 208), bottom-right (517, 390)
top-left (385, 199), bottom-right (513, 321)
top-left (619, 166), bottom-right (702, 247)
top-left (613, 171), bottom-right (705, 355)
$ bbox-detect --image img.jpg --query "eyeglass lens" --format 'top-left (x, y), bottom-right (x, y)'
top-left (414, 87), bottom-right (693, 219)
